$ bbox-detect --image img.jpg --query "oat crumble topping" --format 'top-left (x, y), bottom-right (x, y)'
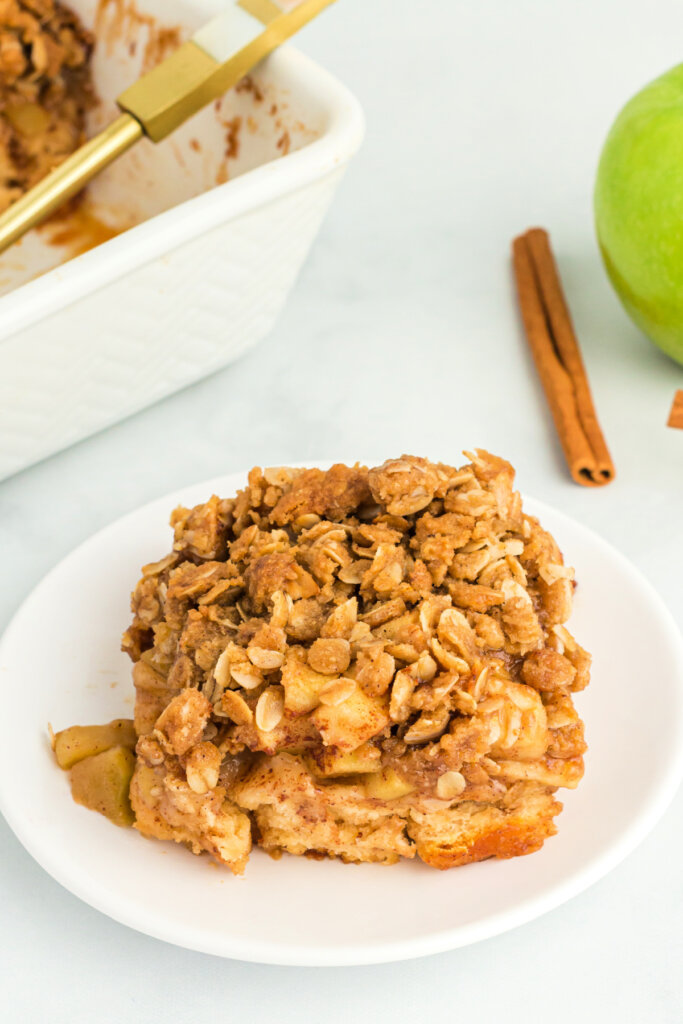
top-left (120, 453), bottom-right (590, 873)
top-left (0, 0), bottom-right (93, 213)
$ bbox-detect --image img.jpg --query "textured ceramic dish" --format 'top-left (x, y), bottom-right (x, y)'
top-left (1, 465), bottom-right (682, 966)
top-left (0, 0), bottom-right (364, 482)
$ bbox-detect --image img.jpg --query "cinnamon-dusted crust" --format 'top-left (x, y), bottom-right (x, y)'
top-left (123, 453), bottom-right (589, 874)
top-left (0, 0), bottom-right (94, 213)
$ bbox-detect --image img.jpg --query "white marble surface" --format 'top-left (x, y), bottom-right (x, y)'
top-left (1, 0), bottom-right (683, 1020)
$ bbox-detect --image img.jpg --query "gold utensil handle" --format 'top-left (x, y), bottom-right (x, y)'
top-left (118, 0), bottom-right (337, 142)
top-left (0, 114), bottom-right (142, 255)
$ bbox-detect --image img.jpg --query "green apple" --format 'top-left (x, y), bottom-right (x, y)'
top-left (595, 63), bottom-right (683, 366)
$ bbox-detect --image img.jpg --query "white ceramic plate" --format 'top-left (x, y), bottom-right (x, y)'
top-left (1, 469), bottom-right (682, 966)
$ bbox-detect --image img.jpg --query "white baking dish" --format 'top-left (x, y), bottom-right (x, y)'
top-left (0, 0), bottom-right (364, 481)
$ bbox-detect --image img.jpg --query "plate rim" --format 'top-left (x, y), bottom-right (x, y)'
top-left (1, 468), bottom-right (683, 966)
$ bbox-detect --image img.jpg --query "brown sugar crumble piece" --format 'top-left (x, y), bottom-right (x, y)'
top-left (65, 453), bottom-right (590, 875)
top-left (0, 0), bottom-right (94, 214)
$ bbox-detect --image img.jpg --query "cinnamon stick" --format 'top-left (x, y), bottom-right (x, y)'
top-left (512, 227), bottom-right (615, 486)
top-left (667, 390), bottom-right (683, 430)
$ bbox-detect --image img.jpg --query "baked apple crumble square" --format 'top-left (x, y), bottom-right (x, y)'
top-left (56, 453), bottom-right (590, 874)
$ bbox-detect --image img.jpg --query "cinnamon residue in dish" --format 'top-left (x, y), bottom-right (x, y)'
top-left (215, 116), bottom-right (243, 185)
top-left (235, 76), bottom-right (264, 103)
top-left (95, 0), bottom-right (181, 71)
top-left (225, 117), bottom-right (242, 160)
top-left (40, 202), bottom-right (129, 258)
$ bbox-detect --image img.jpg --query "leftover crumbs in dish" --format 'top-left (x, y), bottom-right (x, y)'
top-left (0, 0), bottom-right (93, 213)
top-left (55, 453), bottom-right (590, 874)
